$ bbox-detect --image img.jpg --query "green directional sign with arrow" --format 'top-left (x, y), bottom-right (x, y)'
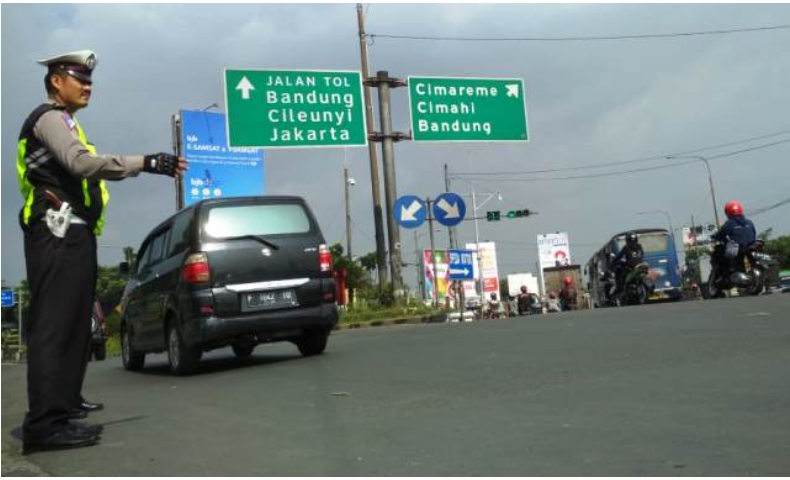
top-left (224, 69), bottom-right (368, 148)
top-left (408, 76), bottom-right (529, 142)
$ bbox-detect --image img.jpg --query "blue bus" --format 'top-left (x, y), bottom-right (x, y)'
top-left (586, 228), bottom-right (682, 307)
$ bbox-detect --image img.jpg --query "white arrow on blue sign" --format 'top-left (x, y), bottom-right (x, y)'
top-left (448, 249), bottom-right (475, 280)
top-left (1, 290), bottom-right (16, 308)
top-left (433, 192), bottom-right (466, 227)
top-left (394, 195), bottom-right (427, 229)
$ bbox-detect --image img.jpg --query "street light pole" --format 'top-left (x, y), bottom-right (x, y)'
top-left (344, 165), bottom-right (353, 259)
top-left (667, 155), bottom-right (721, 228)
top-left (637, 209), bottom-right (676, 250)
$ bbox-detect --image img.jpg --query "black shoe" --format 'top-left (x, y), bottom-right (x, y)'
top-left (22, 428), bottom-right (100, 455)
top-left (67, 421), bottom-right (104, 436)
top-left (67, 409), bottom-right (88, 420)
top-left (77, 400), bottom-right (104, 412)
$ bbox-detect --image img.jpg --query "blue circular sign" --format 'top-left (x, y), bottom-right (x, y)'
top-left (394, 195), bottom-right (427, 229)
top-left (433, 192), bottom-right (466, 227)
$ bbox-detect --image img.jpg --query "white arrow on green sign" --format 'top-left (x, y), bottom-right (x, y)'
top-left (408, 76), bottom-right (529, 142)
top-left (224, 69), bottom-right (368, 148)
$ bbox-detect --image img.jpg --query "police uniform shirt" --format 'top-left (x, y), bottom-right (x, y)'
top-left (33, 103), bottom-right (144, 180)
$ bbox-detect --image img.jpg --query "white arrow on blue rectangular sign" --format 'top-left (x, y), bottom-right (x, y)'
top-left (1, 290), bottom-right (16, 308)
top-left (448, 249), bottom-right (475, 280)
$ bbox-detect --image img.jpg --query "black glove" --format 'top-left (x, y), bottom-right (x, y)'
top-left (143, 153), bottom-right (179, 177)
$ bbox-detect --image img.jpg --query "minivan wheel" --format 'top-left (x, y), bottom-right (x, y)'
top-left (93, 342), bottom-right (107, 361)
top-left (296, 329), bottom-right (329, 357)
top-left (121, 325), bottom-right (145, 371)
top-left (232, 342), bottom-right (255, 359)
top-left (167, 322), bottom-right (201, 375)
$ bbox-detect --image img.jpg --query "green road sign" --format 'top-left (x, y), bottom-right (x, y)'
top-left (224, 69), bottom-right (367, 148)
top-left (408, 76), bottom-right (529, 142)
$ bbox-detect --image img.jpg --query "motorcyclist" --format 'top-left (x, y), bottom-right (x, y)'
top-left (611, 232), bottom-right (644, 296)
top-left (559, 276), bottom-right (578, 311)
top-left (516, 285), bottom-right (531, 315)
top-left (486, 293), bottom-right (501, 319)
top-left (711, 200), bottom-right (756, 274)
top-left (546, 292), bottom-right (561, 313)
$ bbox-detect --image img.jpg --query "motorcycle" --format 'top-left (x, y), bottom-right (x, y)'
top-left (484, 299), bottom-right (502, 319)
top-left (598, 269), bottom-right (619, 307)
top-left (706, 240), bottom-right (773, 298)
top-left (517, 293), bottom-right (543, 315)
top-left (621, 262), bottom-right (653, 306)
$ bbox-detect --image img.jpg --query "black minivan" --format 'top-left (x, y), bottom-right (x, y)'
top-left (119, 196), bottom-right (338, 375)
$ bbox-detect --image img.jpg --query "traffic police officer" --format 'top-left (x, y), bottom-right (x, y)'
top-left (17, 49), bottom-right (187, 454)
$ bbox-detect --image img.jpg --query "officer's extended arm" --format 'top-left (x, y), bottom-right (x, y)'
top-left (35, 111), bottom-right (144, 180)
top-left (35, 111), bottom-right (186, 180)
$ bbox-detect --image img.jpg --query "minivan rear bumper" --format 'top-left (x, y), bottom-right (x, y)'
top-left (185, 303), bottom-right (338, 346)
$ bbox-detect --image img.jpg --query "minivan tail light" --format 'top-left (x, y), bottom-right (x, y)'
top-left (319, 244), bottom-right (333, 276)
top-left (182, 252), bottom-right (210, 284)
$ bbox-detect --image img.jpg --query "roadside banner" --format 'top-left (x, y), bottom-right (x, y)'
top-left (423, 249), bottom-right (450, 301)
top-left (537, 232), bottom-right (572, 269)
top-left (466, 242), bottom-right (501, 299)
top-left (181, 109), bottom-right (265, 207)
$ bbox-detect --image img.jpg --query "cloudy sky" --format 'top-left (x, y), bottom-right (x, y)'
top-left (2, 3), bottom-right (789, 289)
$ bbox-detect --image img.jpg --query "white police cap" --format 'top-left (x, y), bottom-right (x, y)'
top-left (37, 50), bottom-right (98, 82)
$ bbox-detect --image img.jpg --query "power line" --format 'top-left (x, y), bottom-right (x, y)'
top-left (457, 139), bottom-right (790, 183)
top-left (750, 196), bottom-right (790, 217)
top-left (452, 129), bottom-right (790, 177)
top-left (369, 24), bottom-right (790, 43)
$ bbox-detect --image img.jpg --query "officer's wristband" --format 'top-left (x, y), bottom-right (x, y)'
top-left (143, 153), bottom-right (179, 177)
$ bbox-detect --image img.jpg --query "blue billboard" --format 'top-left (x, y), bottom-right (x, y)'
top-left (181, 110), bottom-right (265, 207)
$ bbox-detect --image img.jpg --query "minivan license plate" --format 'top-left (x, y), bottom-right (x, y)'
top-left (242, 289), bottom-right (298, 312)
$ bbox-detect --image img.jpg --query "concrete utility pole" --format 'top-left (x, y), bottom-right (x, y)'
top-left (344, 166), bottom-right (353, 259)
top-left (356, 4), bottom-right (388, 288)
top-left (368, 70), bottom-right (408, 292)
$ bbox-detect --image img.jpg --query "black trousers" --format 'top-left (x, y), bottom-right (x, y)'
top-left (22, 221), bottom-right (96, 438)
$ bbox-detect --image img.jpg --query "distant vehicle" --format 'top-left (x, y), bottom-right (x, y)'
top-left (781, 271), bottom-right (790, 293)
top-left (91, 300), bottom-right (107, 361)
top-left (119, 196), bottom-right (338, 375)
top-left (586, 228), bottom-right (682, 308)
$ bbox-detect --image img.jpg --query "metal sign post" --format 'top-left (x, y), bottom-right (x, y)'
top-left (426, 198), bottom-right (440, 308)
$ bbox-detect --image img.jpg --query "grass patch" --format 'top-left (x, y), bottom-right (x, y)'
top-left (339, 302), bottom-right (443, 324)
top-left (106, 334), bottom-right (121, 357)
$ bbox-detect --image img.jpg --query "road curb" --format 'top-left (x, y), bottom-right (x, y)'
top-left (72, 313), bottom-right (452, 359)
top-left (334, 313), bottom-right (448, 331)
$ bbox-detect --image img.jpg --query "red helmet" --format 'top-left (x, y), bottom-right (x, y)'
top-left (724, 200), bottom-right (744, 218)
top-left (562, 276), bottom-right (573, 286)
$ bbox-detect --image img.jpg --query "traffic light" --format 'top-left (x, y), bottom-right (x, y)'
top-left (506, 209), bottom-right (532, 219)
top-left (487, 209), bottom-right (533, 221)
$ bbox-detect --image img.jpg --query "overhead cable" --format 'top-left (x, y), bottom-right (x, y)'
top-left (750, 197), bottom-right (790, 216)
top-left (456, 139), bottom-right (790, 182)
top-left (369, 24), bottom-right (790, 42)
top-left (452, 129), bottom-right (790, 177)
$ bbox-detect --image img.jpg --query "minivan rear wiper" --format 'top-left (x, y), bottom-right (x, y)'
top-left (219, 234), bottom-right (280, 250)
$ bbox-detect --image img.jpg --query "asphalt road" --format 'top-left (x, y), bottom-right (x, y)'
top-left (3, 294), bottom-right (789, 476)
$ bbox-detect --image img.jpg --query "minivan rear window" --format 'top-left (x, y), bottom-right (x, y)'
top-left (204, 203), bottom-right (312, 238)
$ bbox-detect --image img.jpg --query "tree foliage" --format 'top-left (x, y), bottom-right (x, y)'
top-left (761, 231), bottom-right (790, 269)
top-left (329, 243), bottom-right (373, 304)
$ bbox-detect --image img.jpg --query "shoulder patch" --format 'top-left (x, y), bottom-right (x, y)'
top-left (61, 113), bottom-right (77, 131)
